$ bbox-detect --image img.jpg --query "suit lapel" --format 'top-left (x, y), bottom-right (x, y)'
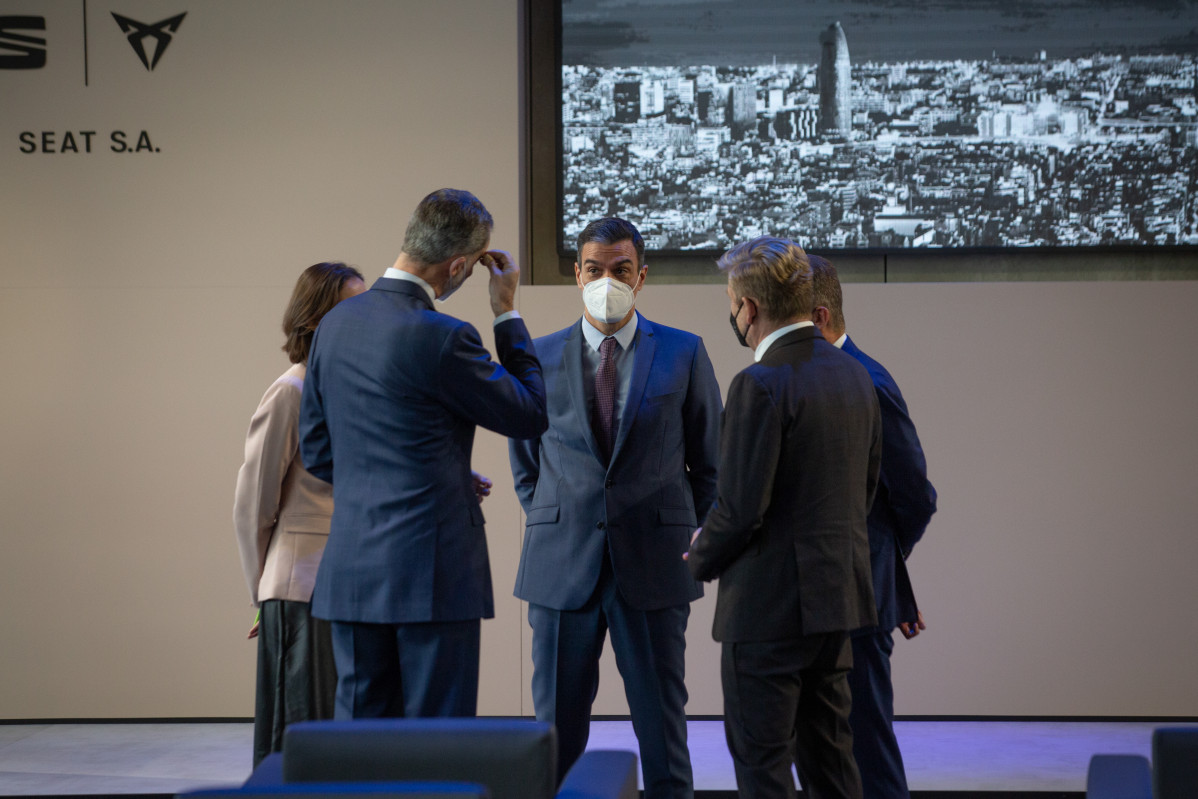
top-left (563, 322), bottom-right (605, 463)
top-left (612, 315), bottom-right (655, 462)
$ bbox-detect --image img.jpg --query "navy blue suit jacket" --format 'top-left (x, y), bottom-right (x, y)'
top-left (509, 314), bottom-right (722, 612)
top-left (300, 277), bottom-right (548, 624)
top-left (842, 335), bottom-right (937, 632)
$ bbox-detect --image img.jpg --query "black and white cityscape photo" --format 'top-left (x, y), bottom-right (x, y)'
top-left (558, 0), bottom-right (1198, 251)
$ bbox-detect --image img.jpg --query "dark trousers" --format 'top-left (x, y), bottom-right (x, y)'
top-left (848, 630), bottom-right (910, 799)
top-left (254, 599), bottom-right (336, 767)
top-left (721, 632), bottom-right (861, 799)
top-left (328, 618), bottom-right (480, 719)
top-left (528, 562), bottom-right (693, 799)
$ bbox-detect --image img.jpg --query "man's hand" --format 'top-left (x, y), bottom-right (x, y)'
top-left (480, 250), bottom-right (519, 317)
top-left (899, 610), bottom-right (926, 639)
top-left (247, 620), bottom-right (259, 639)
top-left (472, 470), bottom-right (493, 503)
top-left (682, 527), bottom-right (701, 561)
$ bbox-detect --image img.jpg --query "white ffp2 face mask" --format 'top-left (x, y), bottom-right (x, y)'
top-left (582, 277), bottom-right (635, 324)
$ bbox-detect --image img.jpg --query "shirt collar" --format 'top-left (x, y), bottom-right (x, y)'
top-left (582, 311), bottom-right (639, 352)
top-left (754, 320), bottom-right (814, 362)
top-left (831, 332), bottom-right (847, 349)
top-left (383, 267), bottom-right (436, 304)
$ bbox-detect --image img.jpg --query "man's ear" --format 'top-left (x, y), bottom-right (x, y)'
top-left (449, 255), bottom-right (468, 277)
top-left (742, 296), bottom-right (758, 326)
top-left (813, 306), bottom-right (831, 329)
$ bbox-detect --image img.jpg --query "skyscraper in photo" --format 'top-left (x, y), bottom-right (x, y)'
top-left (729, 82), bottom-right (757, 139)
top-left (818, 21), bottom-right (851, 138)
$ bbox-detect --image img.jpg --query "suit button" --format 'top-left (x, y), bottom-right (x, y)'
top-left (597, 522), bottom-right (606, 530)
top-left (605, 479), bottom-right (613, 488)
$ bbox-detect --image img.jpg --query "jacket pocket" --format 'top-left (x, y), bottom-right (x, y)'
top-left (279, 514), bottom-right (330, 536)
top-left (525, 506), bottom-right (560, 526)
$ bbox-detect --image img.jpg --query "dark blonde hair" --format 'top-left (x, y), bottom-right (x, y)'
top-left (281, 262), bottom-right (364, 364)
top-left (717, 237), bottom-right (813, 323)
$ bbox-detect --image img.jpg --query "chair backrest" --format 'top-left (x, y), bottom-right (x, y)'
top-left (1085, 754), bottom-right (1152, 799)
top-left (282, 719), bottom-right (557, 799)
top-left (181, 782), bottom-right (489, 799)
top-left (555, 750), bottom-right (638, 799)
top-left (1153, 726), bottom-right (1198, 799)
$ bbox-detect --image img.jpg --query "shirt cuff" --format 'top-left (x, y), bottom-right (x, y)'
top-left (493, 310), bottom-right (522, 327)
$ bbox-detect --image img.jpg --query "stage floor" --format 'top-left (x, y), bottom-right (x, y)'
top-left (0, 719), bottom-right (1165, 797)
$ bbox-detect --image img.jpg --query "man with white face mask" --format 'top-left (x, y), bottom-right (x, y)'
top-left (509, 218), bottom-right (723, 799)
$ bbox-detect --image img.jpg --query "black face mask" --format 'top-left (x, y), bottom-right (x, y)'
top-left (730, 300), bottom-right (750, 348)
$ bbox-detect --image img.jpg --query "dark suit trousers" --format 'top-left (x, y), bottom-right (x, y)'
top-left (329, 619), bottom-right (480, 719)
top-left (528, 557), bottom-right (693, 799)
top-left (721, 632), bottom-right (861, 799)
top-left (848, 630), bottom-right (909, 799)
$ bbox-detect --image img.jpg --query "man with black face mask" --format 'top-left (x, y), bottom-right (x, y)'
top-left (509, 217), bottom-right (722, 799)
top-left (687, 237), bottom-right (881, 799)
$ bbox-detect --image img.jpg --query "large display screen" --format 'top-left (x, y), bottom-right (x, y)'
top-left (550, 0), bottom-right (1198, 255)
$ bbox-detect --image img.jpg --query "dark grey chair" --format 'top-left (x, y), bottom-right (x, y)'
top-left (1153, 727), bottom-right (1198, 799)
top-left (1085, 725), bottom-right (1198, 799)
top-left (181, 783), bottom-right (489, 799)
top-left (240, 719), bottom-right (637, 799)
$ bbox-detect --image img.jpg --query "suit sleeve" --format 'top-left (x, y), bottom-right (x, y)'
top-left (683, 338), bottom-right (722, 523)
top-left (233, 382), bottom-right (296, 605)
top-left (866, 391), bottom-right (883, 514)
top-left (508, 434), bottom-right (541, 512)
top-left (437, 316), bottom-right (548, 440)
top-left (299, 354), bottom-right (333, 485)
top-left (875, 380), bottom-right (937, 557)
top-left (688, 370), bottom-right (780, 582)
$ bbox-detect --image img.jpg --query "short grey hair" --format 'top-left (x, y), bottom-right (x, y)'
top-left (809, 254), bottom-right (845, 331)
top-left (401, 188), bottom-right (493, 265)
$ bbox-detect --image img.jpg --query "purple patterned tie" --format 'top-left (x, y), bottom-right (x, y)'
top-left (593, 336), bottom-right (618, 460)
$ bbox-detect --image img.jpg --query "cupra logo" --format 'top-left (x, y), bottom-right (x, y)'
top-left (111, 11), bottom-right (186, 71)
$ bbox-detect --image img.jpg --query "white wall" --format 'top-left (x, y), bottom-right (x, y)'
top-left (2, 1), bottom-right (1195, 719)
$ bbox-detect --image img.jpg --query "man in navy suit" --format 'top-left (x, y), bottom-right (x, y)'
top-left (810, 255), bottom-right (937, 799)
top-left (508, 218), bottom-right (722, 799)
top-left (299, 188), bottom-right (548, 720)
top-left (687, 238), bottom-right (881, 799)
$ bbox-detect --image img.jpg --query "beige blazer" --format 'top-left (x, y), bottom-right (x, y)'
top-left (234, 363), bottom-right (333, 605)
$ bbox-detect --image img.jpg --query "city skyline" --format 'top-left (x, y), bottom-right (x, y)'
top-left (558, 12), bottom-right (1198, 251)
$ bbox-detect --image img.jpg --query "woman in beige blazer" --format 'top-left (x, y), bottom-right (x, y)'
top-left (234, 261), bottom-right (365, 766)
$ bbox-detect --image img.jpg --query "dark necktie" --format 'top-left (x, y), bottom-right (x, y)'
top-left (593, 336), bottom-right (618, 461)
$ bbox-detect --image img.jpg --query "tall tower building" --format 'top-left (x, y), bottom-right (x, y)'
top-left (729, 82), bottom-right (757, 139)
top-left (818, 22), bottom-right (851, 138)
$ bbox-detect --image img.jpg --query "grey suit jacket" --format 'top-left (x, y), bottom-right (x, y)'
top-left (688, 326), bottom-right (881, 641)
top-left (234, 363), bottom-right (333, 606)
top-left (510, 314), bottom-right (722, 611)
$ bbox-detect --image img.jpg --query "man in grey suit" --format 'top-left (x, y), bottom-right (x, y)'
top-left (687, 237), bottom-right (881, 799)
top-left (810, 255), bottom-right (937, 799)
top-left (300, 188), bottom-right (548, 720)
top-left (509, 218), bottom-right (722, 799)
